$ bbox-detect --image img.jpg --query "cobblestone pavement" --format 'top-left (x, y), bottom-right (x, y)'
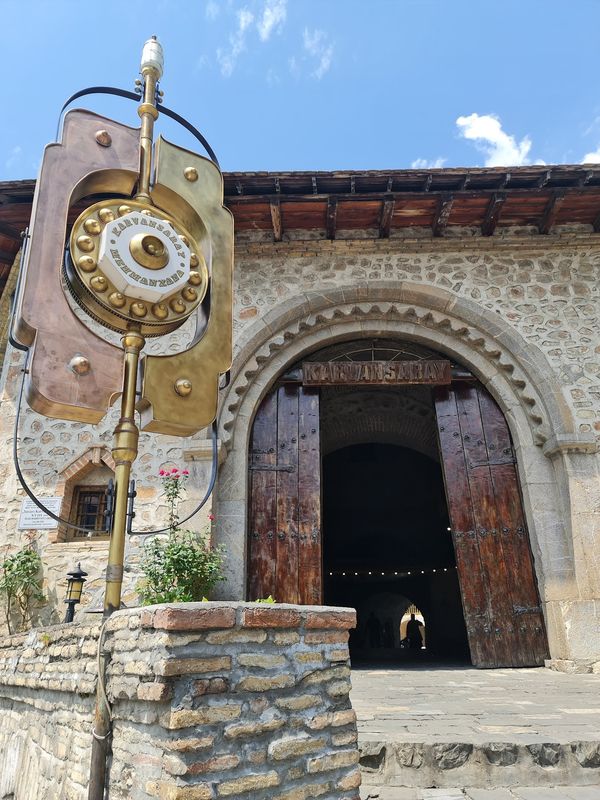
top-left (351, 664), bottom-right (600, 744)
top-left (359, 787), bottom-right (600, 799)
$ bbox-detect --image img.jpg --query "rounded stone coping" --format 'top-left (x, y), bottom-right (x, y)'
top-left (132, 602), bottom-right (357, 633)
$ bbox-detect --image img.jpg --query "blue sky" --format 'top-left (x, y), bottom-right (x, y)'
top-left (4, 0), bottom-right (600, 179)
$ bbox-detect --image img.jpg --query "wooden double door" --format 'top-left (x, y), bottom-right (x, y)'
top-left (248, 379), bottom-right (549, 667)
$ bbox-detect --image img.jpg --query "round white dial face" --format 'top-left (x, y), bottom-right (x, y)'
top-left (98, 211), bottom-right (191, 303)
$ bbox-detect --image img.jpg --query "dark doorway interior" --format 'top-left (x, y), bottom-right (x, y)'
top-left (323, 442), bottom-right (470, 663)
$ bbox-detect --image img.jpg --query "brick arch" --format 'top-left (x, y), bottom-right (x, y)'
top-left (52, 446), bottom-right (115, 542)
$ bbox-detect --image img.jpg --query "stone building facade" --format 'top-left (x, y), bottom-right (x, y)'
top-left (0, 165), bottom-right (599, 670)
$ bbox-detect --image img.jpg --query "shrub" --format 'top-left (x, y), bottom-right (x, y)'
top-left (137, 468), bottom-right (225, 605)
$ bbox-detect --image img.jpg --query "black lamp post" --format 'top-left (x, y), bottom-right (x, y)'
top-left (64, 563), bottom-right (88, 623)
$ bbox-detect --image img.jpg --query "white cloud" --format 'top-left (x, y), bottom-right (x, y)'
top-left (303, 28), bottom-right (334, 79)
top-left (456, 113), bottom-right (532, 166)
top-left (216, 7), bottom-right (255, 77)
top-left (205, 0), bottom-right (219, 20)
top-left (582, 147), bottom-right (600, 163)
top-left (257, 0), bottom-right (286, 41)
top-left (411, 157), bottom-right (446, 169)
top-left (5, 145), bottom-right (22, 170)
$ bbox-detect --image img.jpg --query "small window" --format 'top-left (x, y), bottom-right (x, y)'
top-left (71, 485), bottom-right (108, 538)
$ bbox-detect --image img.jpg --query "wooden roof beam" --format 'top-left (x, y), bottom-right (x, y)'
top-left (270, 198), bottom-right (282, 242)
top-left (539, 191), bottom-right (566, 234)
top-left (378, 199), bottom-right (395, 239)
top-left (432, 194), bottom-right (454, 237)
top-left (326, 197), bottom-right (338, 240)
top-left (481, 193), bottom-right (506, 236)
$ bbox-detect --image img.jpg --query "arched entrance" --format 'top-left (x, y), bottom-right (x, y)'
top-left (246, 339), bottom-right (549, 668)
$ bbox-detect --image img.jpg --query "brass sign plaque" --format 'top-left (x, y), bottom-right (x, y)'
top-left (302, 360), bottom-right (452, 386)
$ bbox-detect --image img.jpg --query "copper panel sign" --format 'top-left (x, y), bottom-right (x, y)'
top-left (302, 360), bottom-right (451, 386)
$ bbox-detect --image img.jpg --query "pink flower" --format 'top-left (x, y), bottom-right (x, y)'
top-left (182, 469), bottom-right (190, 476)
top-left (171, 468), bottom-right (178, 474)
top-left (159, 469), bottom-right (165, 476)
top-left (208, 513), bottom-right (215, 521)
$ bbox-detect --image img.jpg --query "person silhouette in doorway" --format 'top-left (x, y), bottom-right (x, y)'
top-left (366, 611), bottom-right (382, 648)
top-left (406, 613), bottom-right (424, 650)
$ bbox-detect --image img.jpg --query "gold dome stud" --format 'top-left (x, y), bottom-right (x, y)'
top-left (98, 208), bottom-right (115, 224)
top-left (108, 292), bottom-right (126, 308)
top-left (90, 276), bottom-right (108, 292)
top-left (118, 204), bottom-right (132, 217)
top-left (78, 255), bottom-right (97, 273)
top-left (130, 302), bottom-right (148, 318)
top-left (76, 235), bottom-right (95, 253)
top-left (179, 234), bottom-right (190, 247)
top-left (184, 167), bottom-right (198, 182)
top-left (140, 209), bottom-right (153, 216)
top-left (169, 297), bottom-right (186, 314)
top-left (95, 130), bottom-right (112, 147)
top-left (188, 270), bottom-right (202, 286)
top-left (83, 218), bottom-right (102, 235)
top-left (151, 303), bottom-right (169, 319)
top-left (69, 355), bottom-right (91, 375)
top-left (182, 286), bottom-right (198, 302)
top-left (129, 233), bottom-right (169, 270)
top-left (189, 253), bottom-right (199, 268)
top-left (174, 378), bottom-right (193, 396)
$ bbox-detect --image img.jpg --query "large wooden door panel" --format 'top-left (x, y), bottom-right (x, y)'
top-left (248, 385), bottom-right (322, 605)
top-left (435, 383), bottom-right (549, 668)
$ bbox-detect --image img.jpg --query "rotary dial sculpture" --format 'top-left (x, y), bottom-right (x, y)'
top-left (67, 199), bottom-right (208, 334)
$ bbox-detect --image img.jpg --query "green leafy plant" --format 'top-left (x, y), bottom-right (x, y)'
top-left (0, 544), bottom-right (45, 634)
top-left (254, 595), bottom-right (276, 604)
top-left (137, 468), bottom-right (225, 606)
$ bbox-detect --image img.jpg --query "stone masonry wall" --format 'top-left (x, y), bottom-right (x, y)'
top-left (0, 602), bottom-right (360, 800)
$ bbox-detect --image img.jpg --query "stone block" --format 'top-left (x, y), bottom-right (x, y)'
top-left (275, 694), bottom-right (321, 711)
top-left (217, 770), bottom-right (280, 796)
top-left (304, 632), bottom-right (349, 645)
top-left (191, 678), bottom-right (229, 697)
top-left (526, 742), bottom-right (561, 767)
top-left (154, 657), bottom-right (231, 677)
top-left (483, 742), bottom-right (518, 766)
top-left (432, 743), bottom-right (473, 770)
top-left (224, 717), bottom-right (285, 739)
top-left (236, 674), bottom-right (295, 691)
top-left (268, 734), bottom-right (326, 761)
top-left (307, 749), bottom-right (360, 773)
top-left (273, 782), bottom-right (330, 800)
top-left (163, 705), bottom-right (242, 729)
top-left (188, 754), bottom-right (240, 775)
top-left (336, 769), bottom-right (361, 790)
top-left (236, 653), bottom-right (287, 668)
top-left (571, 741), bottom-right (600, 767)
top-left (146, 782), bottom-right (213, 800)
top-left (137, 681), bottom-right (173, 702)
top-left (144, 605), bottom-right (236, 631)
top-left (242, 607), bottom-right (302, 628)
top-left (304, 610), bottom-right (357, 629)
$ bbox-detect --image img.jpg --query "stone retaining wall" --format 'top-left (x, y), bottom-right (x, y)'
top-left (0, 602), bottom-right (360, 800)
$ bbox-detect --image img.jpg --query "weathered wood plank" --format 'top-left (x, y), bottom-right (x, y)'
top-left (275, 386), bottom-right (300, 603)
top-left (270, 198), bottom-right (282, 242)
top-left (298, 388), bottom-right (322, 605)
top-left (248, 392), bottom-right (278, 601)
top-left (481, 193), bottom-right (506, 236)
top-left (378, 199), bottom-right (395, 238)
top-left (432, 194), bottom-right (454, 237)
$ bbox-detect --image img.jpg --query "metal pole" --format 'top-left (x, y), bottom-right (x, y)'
top-left (88, 326), bottom-right (145, 800)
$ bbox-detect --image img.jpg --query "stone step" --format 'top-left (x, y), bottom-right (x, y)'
top-left (358, 739), bottom-right (600, 789)
top-left (359, 787), bottom-right (600, 800)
